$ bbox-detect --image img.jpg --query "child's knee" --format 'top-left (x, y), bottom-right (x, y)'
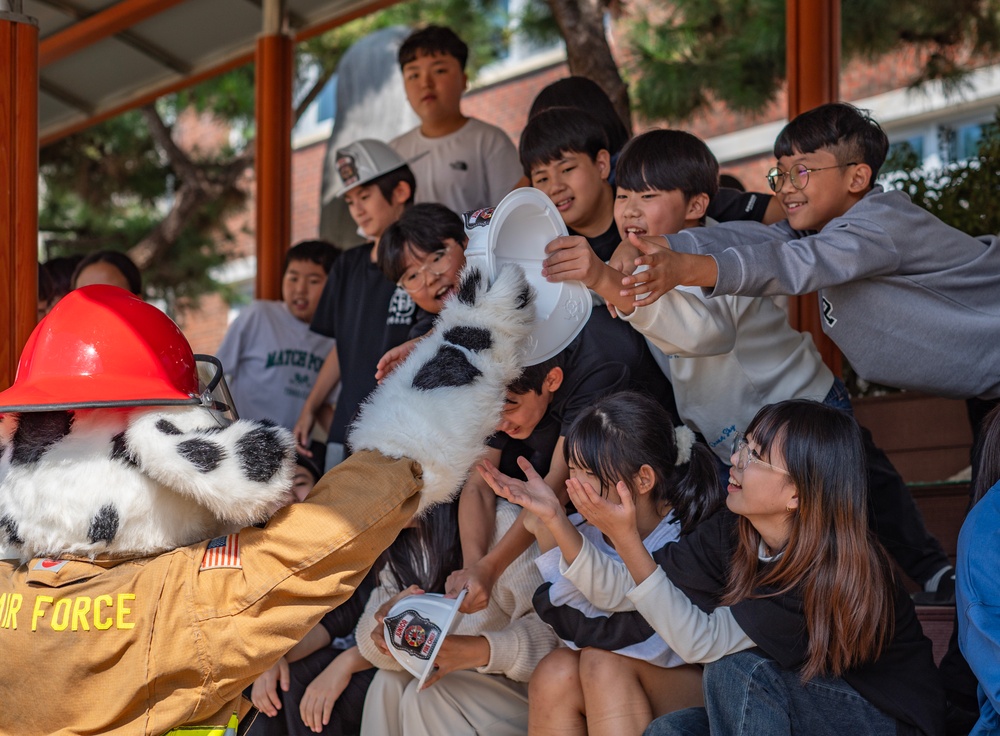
top-left (530, 648), bottom-right (581, 697)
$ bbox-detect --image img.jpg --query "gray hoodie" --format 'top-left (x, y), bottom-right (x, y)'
top-left (666, 185), bottom-right (1000, 399)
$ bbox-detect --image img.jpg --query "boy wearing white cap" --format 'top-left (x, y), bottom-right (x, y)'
top-left (294, 139), bottom-right (418, 468)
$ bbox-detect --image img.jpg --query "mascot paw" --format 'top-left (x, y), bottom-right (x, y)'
top-left (349, 264), bottom-right (535, 511)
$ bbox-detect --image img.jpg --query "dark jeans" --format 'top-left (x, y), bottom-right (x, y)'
top-left (824, 379), bottom-right (950, 585)
top-left (243, 648), bottom-right (375, 736)
top-left (643, 650), bottom-right (897, 736)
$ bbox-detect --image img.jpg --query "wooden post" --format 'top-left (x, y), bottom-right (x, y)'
top-left (0, 5), bottom-right (39, 390)
top-left (785, 0), bottom-right (842, 374)
top-left (254, 0), bottom-right (293, 301)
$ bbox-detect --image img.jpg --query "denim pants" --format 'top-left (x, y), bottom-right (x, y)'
top-left (643, 650), bottom-right (898, 736)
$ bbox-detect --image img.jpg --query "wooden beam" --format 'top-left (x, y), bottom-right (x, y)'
top-left (295, 0), bottom-right (402, 42)
top-left (238, 0), bottom-right (306, 31)
top-left (37, 0), bottom-right (400, 145)
top-left (786, 0), bottom-right (840, 116)
top-left (40, 51), bottom-right (250, 145)
top-left (35, 0), bottom-right (191, 73)
top-left (254, 27), bottom-right (293, 301)
top-left (785, 0), bottom-right (842, 374)
top-left (39, 0), bottom-right (187, 67)
top-left (39, 77), bottom-right (93, 113)
top-left (0, 10), bottom-right (40, 390)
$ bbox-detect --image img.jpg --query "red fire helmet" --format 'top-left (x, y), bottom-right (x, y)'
top-left (0, 285), bottom-right (201, 412)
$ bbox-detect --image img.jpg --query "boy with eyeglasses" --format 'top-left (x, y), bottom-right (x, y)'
top-left (543, 128), bottom-right (954, 604)
top-left (295, 139), bottom-right (418, 468)
top-left (610, 102), bottom-right (1000, 412)
top-left (377, 203), bottom-right (468, 331)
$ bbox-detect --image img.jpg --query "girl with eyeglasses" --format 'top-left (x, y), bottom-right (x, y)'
top-left (480, 391), bottom-right (724, 736)
top-left (513, 400), bottom-right (944, 736)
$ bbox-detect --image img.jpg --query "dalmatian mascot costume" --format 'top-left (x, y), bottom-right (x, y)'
top-left (0, 266), bottom-right (533, 736)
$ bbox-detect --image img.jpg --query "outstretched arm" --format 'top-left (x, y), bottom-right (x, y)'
top-left (616, 233), bottom-right (719, 308)
top-left (480, 456), bottom-right (584, 566)
top-left (294, 345), bottom-right (341, 452)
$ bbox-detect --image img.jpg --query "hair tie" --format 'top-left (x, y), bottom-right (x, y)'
top-left (674, 425), bottom-right (696, 466)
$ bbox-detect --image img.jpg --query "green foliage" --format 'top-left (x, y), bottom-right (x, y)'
top-left (626, 0), bottom-right (1000, 122)
top-left (885, 108), bottom-right (1000, 237)
top-left (627, 0), bottom-right (786, 120)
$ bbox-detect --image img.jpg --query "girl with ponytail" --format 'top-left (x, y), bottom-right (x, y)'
top-left (525, 399), bottom-right (943, 736)
top-left (480, 390), bottom-right (724, 735)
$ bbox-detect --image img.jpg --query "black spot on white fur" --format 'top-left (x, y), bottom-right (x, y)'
top-left (87, 504), bottom-right (119, 544)
top-left (11, 411), bottom-right (73, 465)
top-left (236, 427), bottom-right (286, 483)
top-left (412, 345), bottom-right (483, 390)
top-left (156, 419), bottom-right (182, 436)
top-left (110, 432), bottom-right (138, 467)
top-left (177, 438), bottom-right (225, 472)
top-left (457, 269), bottom-right (482, 306)
top-left (1, 515), bottom-right (23, 546)
top-left (516, 285), bottom-right (532, 310)
top-left (443, 326), bottom-right (492, 352)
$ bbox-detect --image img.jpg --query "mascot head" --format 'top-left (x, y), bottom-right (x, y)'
top-left (0, 286), bottom-right (295, 561)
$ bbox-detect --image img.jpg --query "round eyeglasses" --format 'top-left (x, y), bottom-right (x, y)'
top-left (397, 245), bottom-right (456, 293)
top-left (731, 432), bottom-right (789, 474)
top-left (765, 162), bottom-right (859, 193)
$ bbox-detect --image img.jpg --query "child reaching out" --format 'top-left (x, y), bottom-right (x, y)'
top-left (480, 391), bottom-right (724, 736)
top-left (542, 127), bottom-right (954, 602)
top-left (542, 400), bottom-right (945, 735)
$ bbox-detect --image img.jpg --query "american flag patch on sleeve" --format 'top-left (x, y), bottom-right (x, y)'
top-left (201, 533), bottom-right (242, 570)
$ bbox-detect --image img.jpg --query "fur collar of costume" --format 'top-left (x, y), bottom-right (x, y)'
top-left (0, 406), bottom-right (295, 561)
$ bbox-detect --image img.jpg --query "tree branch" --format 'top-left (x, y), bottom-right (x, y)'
top-left (545, 0), bottom-right (632, 133)
top-left (140, 104), bottom-right (202, 185)
top-left (294, 66), bottom-right (336, 123)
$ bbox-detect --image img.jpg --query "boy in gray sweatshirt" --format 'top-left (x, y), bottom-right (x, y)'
top-left (612, 102), bottom-right (1000, 404)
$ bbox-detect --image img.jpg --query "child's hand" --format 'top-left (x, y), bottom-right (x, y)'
top-left (250, 657), bottom-right (290, 717)
top-left (567, 478), bottom-right (641, 548)
top-left (293, 409), bottom-right (316, 455)
top-left (445, 560), bottom-right (498, 614)
top-left (371, 584), bottom-right (424, 655)
top-left (608, 238), bottom-right (641, 275)
top-left (542, 235), bottom-right (606, 288)
top-left (375, 338), bottom-right (420, 383)
top-left (617, 233), bottom-right (719, 307)
top-left (617, 232), bottom-right (678, 307)
top-left (299, 661), bottom-right (351, 732)
top-left (419, 635), bottom-right (490, 690)
top-left (478, 456), bottom-right (563, 525)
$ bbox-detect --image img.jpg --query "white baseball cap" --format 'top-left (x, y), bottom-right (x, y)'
top-left (330, 139), bottom-right (418, 200)
top-left (463, 188), bottom-right (592, 365)
top-left (383, 590), bottom-right (467, 690)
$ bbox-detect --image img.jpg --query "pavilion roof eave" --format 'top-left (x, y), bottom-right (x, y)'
top-left (30, 0), bottom-right (401, 146)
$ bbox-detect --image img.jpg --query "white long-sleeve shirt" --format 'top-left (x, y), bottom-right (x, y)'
top-left (623, 283), bottom-right (833, 461)
top-left (560, 534), bottom-right (754, 663)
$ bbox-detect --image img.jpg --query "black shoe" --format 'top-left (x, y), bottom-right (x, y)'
top-left (913, 568), bottom-right (956, 606)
